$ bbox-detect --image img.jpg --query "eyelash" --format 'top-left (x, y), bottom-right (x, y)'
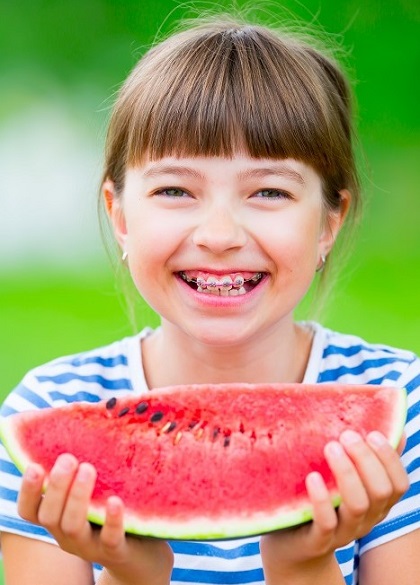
top-left (153, 187), bottom-right (189, 198)
top-left (253, 189), bottom-right (292, 200)
top-left (152, 187), bottom-right (293, 200)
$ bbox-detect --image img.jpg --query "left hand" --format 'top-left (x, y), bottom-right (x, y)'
top-left (17, 455), bottom-right (174, 585)
top-left (260, 430), bottom-right (409, 577)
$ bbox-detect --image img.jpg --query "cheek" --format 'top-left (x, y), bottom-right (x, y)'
top-left (257, 211), bottom-right (321, 262)
top-left (124, 210), bottom-right (186, 280)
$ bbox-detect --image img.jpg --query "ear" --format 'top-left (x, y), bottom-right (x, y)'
top-left (102, 179), bottom-right (127, 251)
top-left (319, 189), bottom-right (351, 255)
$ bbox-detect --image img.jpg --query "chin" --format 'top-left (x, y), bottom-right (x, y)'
top-left (185, 323), bottom-right (256, 349)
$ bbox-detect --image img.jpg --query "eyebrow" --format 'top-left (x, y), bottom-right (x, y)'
top-left (237, 165), bottom-right (306, 186)
top-left (143, 165), bottom-right (204, 180)
top-left (142, 162), bottom-right (305, 185)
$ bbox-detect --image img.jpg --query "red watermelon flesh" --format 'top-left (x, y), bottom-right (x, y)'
top-left (0, 383), bottom-right (406, 540)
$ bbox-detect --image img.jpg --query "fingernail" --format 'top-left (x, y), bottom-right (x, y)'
top-left (367, 431), bottom-right (388, 447)
top-left (76, 463), bottom-right (94, 483)
top-left (107, 496), bottom-right (122, 515)
top-left (307, 471), bottom-right (324, 489)
top-left (340, 430), bottom-right (362, 445)
top-left (306, 471), bottom-right (330, 498)
top-left (55, 454), bottom-right (76, 472)
top-left (25, 465), bottom-right (40, 482)
top-left (325, 441), bottom-right (344, 457)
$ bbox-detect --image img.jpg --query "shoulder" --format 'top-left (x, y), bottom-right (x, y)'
top-left (0, 329), bottom-right (153, 417)
top-left (314, 324), bottom-right (418, 390)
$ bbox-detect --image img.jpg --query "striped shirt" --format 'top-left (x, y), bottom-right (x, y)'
top-left (0, 322), bottom-right (419, 584)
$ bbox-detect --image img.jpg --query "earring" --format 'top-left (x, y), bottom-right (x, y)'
top-left (121, 251), bottom-right (128, 262)
top-left (316, 253), bottom-right (326, 273)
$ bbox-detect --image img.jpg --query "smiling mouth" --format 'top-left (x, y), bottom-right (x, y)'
top-left (179, 271), bottom-right (265, 296)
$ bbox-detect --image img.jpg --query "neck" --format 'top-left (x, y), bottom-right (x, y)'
top-left (141, 319), bottom-right (314, 389)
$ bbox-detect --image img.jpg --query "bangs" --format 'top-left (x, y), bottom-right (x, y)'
top-left (107, 24), bottom-right (353, 193)
top-left (102, 18), bottom-right (361, 302)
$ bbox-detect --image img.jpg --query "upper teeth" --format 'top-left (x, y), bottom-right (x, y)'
top-left (181, 272), bottom-right (262, 290)
top-left (220, 276), bottom-right (233, 290)
top-left (206, 276), bottom-right (219, 289)
top-left (233, 275), bottom-right (244, 287)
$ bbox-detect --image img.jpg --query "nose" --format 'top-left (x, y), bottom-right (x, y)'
top-left (192, 204), bottom-right (247, 254)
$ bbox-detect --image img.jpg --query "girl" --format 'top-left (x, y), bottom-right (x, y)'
top-left (0, 14), bottom-right (419, 585)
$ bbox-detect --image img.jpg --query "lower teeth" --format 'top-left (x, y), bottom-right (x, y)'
top-left (197, 286), bottom-right (246, 296)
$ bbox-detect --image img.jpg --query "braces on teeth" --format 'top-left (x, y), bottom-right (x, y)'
top-left (180, 272), bottom-right (262, 296)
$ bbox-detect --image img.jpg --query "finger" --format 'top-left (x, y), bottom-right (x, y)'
top-left (37, 453), bottom-right (79, 528)
top-left (305, 472), bottom-right (338, 543)
top-left (60, 462), bottom-right (97, 536)
top-left (100, 496), bottom-right (125, 550)
top-left (395, 432), bottom-right (407, 455)
top-left (340, 430), bottom-right (394, 506)
top-left (324, 440), bottom-right (369, 522)
top-left (366, 431), bottom-right (410, 497)
top-left (18, 463), bottom-right (46, 522)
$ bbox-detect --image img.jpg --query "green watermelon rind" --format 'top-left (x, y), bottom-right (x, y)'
top-left (87, 494), bottom-right (343, 540)
top-left (0, 385), bottom-right (408, 540)
top-left (386, 385), bottom-right (408, 449)
top-left (0, 415), bottom-right (38, 476)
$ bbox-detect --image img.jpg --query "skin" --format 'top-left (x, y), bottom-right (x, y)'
top-left (2, 154), bottom-right (417, 584)
top-left (109, 156), bottom-right (348, 387)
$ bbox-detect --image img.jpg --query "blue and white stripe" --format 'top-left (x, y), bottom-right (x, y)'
top-left (1, 324), bottom-right (419, 585)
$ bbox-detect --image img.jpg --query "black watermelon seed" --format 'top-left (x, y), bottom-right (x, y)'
top-left (223, 436), bottom-right (231, 447)
top-left (150, 411), bottom-right (164, 423)
top-left (212, 427), bottom-right (221, 439)
top-left (166, 421), bottom-right (177, 433)
top-left (189, 420), bottom-right (199, 429)
top-left (118, 407), bottom-right (130, 417)
top-left (105, 397), bottom-right (117, 410)
top-left (135, 401), bottom-right (148, 414)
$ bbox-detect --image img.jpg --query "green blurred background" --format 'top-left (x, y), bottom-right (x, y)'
top-left (1, 0), bottom-right (419, 401)
top-left (0, 0), bottom-right (419, 396)
top-left (0, 0), bottom-right (419, 578)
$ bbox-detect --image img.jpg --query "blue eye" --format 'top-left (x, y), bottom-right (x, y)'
top-left (156, 188), bottom-right (188, 197)
top-left (255, 189), bottom-right (291, 199)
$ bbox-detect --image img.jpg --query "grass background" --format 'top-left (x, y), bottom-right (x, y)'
top-left (0, 0), bottom-right (419, 580)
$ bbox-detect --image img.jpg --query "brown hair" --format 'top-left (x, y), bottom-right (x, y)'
top-left (101, 14), bottom-right (362, 312)
top-left (103, 17), bottom-right (360, 213)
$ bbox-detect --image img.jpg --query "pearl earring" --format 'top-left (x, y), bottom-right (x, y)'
top-left (316, 254), bottom-right (326, 273)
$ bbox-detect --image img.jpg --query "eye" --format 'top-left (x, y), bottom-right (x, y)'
top-left (253, 189), bottom-right (292, 200)
top-left (154, 187), bottom-right (189, 198)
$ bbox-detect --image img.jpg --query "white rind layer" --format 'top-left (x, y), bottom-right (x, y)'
top-left (0, 416), bottom-right (33, 475)
top-left (88, 494), bottom-right (342, 540)
top-left (387, 386), bottom-right (407, 449)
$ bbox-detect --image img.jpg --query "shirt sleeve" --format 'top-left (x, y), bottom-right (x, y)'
top-left (0, 371), bottom-right (57, 544)
top-left (358, 357), bottom-right (420, 554)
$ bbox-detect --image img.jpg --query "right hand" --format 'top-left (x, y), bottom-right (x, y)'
top-left (18, 453), bottom-right (174, 585)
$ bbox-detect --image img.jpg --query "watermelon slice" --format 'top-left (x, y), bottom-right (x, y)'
top-left (0, 383), bottom-right (406, 540)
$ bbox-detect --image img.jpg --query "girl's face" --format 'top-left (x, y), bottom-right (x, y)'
top-left (108, 155), bottom-right (348, 346)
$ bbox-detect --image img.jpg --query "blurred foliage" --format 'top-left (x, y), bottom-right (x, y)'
top-left (1, 0), bottom-right (419, 137)
top-left (0, 0), bottom-right (419, 396)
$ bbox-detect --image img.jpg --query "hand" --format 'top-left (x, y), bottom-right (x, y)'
top-left (18, 454), bottom-right (173, 585)
top-left (260, 430), bottom-right (409, 580)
